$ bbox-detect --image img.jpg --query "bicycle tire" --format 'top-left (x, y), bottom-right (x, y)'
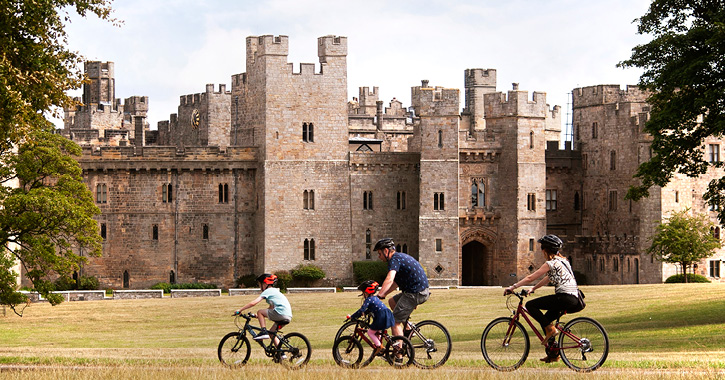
top-left (334, 320), bottom-right (359, 340)
top-left (481, 317), bottom-right (530, 371)
top-left (558, 317), bottom-right (609, 372)
top-left (217, 332), bottom-right (251, 368)
top-left (331, 335), bottom-right (363, 368)
top-left (406, 320), bottom-right (452, 369)
top-left (276, 332), bottom-right (312, 370)
top-left (384, 335), bottom-right (415, 368)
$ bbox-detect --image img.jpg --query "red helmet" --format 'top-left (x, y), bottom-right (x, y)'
top-left (256, 273), bottom-right (278, 286)
top-left (358, 280), bottom-right (379, 295)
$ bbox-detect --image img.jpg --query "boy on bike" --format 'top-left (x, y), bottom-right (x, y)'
top-left (235, 273), bottom-right (292, 342)
top-left (347, 280), bottom-right (395, 355)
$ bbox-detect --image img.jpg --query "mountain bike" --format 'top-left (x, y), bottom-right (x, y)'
top-left (218, 312), bottom-right (311, 369)
top-left (332, 317), bottom-right (414, 368)
top-left (480, 290), bottom-right (609, 372)
top-left (335, 313), bottom-right (451, 369)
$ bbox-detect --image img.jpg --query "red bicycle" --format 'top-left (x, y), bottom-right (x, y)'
top-left (332, 317), bottom-right (414, 368)
top-left (481, 290), bottom-right (609, 372)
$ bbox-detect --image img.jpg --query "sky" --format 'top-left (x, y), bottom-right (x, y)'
top-left (61, 0), bottom-right (653, 137)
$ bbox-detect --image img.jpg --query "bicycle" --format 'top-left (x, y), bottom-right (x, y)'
top-left (332, 317), bottom-right (414, 368)
top-left (217, 312), bottom-right (311, 370)
top-left (334, 313), bottom-right (451, 369)
top-left (480, 289), bottom-right (609, 372)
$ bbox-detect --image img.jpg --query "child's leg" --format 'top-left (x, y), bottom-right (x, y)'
top-left (256, 308), bottom-right (269, 329)
top-left (367, 329), bottom-right (381, 347)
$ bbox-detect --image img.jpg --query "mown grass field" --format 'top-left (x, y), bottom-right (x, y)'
top-left (1, 283), bottom-right (725, 379)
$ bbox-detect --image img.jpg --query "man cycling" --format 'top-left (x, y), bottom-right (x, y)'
top-left (375, 238), bottom-right (430, 337)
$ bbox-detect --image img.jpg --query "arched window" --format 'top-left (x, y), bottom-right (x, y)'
top-left (471, 180), bottom-right (485, 208)
top-left (309, 190), bottom-right (314, 210)
top-left (434, 192), bottom-right (445, 210)
top-left (402, 244), bottom-right (408, 253)
top-left (529, 131), bottom-right (534, 149)
top-left (100, 223), bottom-right (106, 240)
top-left (304, 238), bottom-right (316, 260)
top-left (471, 182), bottom-right (478, 208)
top-left (219, 184), bottom-right (224, 203)
top-left (363, 191), bottom-right (373, 210)
top-left (365, 229), bottom-right (372, 260)
top-left (152, 225), bottom-right (158, 240)
top-left (203, 224), bottom-right (209, 240)
top-left (574, 192), bottom-right (580, 211)
top-left (170, 270), bottom-right (176, 284)
top-left (123, 270), bottom-right (130, 289)
top-left (438, 130), bottom-right (443, 148)
top-left (303, 190), bottom-right (309, 210)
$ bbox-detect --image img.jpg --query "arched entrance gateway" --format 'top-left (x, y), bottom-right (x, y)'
top-left (460, 227), bottom-right (496, 286)
top-left (462, 241), bottom-right (487, 285)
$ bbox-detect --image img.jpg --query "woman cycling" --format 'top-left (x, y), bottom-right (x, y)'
top-left (504, 234), bottom-right (581, 363)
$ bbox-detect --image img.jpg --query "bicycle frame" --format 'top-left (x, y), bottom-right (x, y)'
top-left (508, 292), bottom-right (584, 352)
top-left (235, 313), bottom-right (287, 354)
top-left (350, 320), bottom-right (390, 349)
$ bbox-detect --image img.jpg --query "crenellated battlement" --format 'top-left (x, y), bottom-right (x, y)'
top-left (484, 84), bottom-right (549, 118)
top-left (318, 35), bottom-right (347, 63)
top-left (411, 82), bottom-right (459, 116)
top-left (572, 84), bottom-right (648, 108)
top-left (179, 84), bottom-right (230, 106)
top-left (80, 145), bottom-right (258, 161)
top-left (465, 68), bottom-right (497, 88)
top-left (124, 96), bottom-right (149, 113)
top-left (85, 61), bottom-right (114, 79)
top-left (359, 86), bottom-right (379, 107)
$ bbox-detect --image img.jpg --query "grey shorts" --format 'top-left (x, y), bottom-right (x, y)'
top-left (392, 288), bottom-right (430, 323)
top-left (268, 309), bottom-right (292, 331)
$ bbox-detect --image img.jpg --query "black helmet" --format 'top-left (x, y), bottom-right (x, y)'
top-left (373, 238), bottom-right (395, 251)
top-left (256, 273), bottom-right (278, 286)
top-left (357, 280), bottom-right (379, 295)
top-left (538, 234), bottom-right (563, 252)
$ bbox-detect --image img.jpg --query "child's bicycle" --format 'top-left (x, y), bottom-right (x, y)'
top-left (217, 312), bottom-right (311, 370)
top-left (332, 316), bottom-right (414, 368)
top-left (335, 314), bottom-right (451, 369)
top-left (480, 289), bottom-right (609, 372)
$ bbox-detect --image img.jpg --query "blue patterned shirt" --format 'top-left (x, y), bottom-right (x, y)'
top-left (388, 252), bottom-right (429, 293)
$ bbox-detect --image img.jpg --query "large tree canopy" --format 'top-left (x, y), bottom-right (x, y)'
top-left (647, 209), bottom-right (722, 282)
top-left (620, 0), bottom-right (725, 220)
top-left (0, 0), bottom-right (114, 313)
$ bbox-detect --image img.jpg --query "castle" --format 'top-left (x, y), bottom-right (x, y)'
top-left (56, 35), bottom-right (725, 289)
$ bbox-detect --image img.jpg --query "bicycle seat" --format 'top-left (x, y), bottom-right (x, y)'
top-left (275, 321), bottom-right (290, 329)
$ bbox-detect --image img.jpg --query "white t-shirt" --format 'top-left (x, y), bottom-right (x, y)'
top-left (546, 257), bottom-right (579, 297)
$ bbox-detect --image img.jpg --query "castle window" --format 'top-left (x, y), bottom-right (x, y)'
top-left (575, 124), bottom-right (580, 141)
top-left (613, 257), bottom-right (619, 272)
top-left (592, 122), bottom-right (598, 139)
top-left (527, 193), bottom-right (536, 211)
top-left (96, 183), bottom-right (107, 204)
top-left (152, 225), bottom-right (158, 241)
top-left (304, 238), bottom-right (316, 260)
top-left (303, 122), bottom-right (314, 143)
top-left (529, 131), bottom-right (534, 149)
top-left (628, 258), bottom-right (631, 272)
top-left (402, 244), bottom-right (407, 253)
top-left (434, 192), bottom-right (445, 211)
top-left (219, 183), bottom-right (229, 203)
top-left (675, 191), bottom-right (679, 203)
top-left (435, 239), bottom-right (442, 252)
top-left (610, 150), bottom-right (617, 170)
top-left (609, 190), bottom-right (618, 211)
top-left (438, 130), bottom-right (443, 148)
top-left (363, 191), bottom-right (373, 210)
top-left (123, 270), bottom-right (130, 289)
top-left (709, 144), bottom-right (720, 163)
top-left (162, 183), bottom-right (173, 203)
top-left (203, 224), bottom-right (209, 240)
top-left (396, 244), bottom-right (401, 252)
top-left (365, 229), bottom-right (372, 260)
top-left (303, 190), bottom-right (315, 210)
top-left (710, 260), bottom-right (721, 278)
top-left (100, 223), bottom-right (106, 240)
top-left (471, 179), bottom-right (485, 208)
top-left (599, 258), bottom-right (605, 272)
top-left (397, 191), bottom-right (406, 210)
top-left (574, 191), bottom-right (580, 211)
top-left (170, 270), bottom-right (176, 284)
top-left (529, 239), bottom-right (534, 251)
top-left (546, 190), bottom-right (557, 211)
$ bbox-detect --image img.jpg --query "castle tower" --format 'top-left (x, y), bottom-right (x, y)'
top-left (233, 35), bottom-right (353, 281)
top-left (463, 69), bottom-right (497, 132)
top-left (83, 61), bottom-right (116, 109)
top-left (412, 83), bottom-right (460, 285)
top-left (484, 84), bottom-right (548, 284)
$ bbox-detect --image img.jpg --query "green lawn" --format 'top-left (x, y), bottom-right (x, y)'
top-left (1, 283), bottom-right (724, 377)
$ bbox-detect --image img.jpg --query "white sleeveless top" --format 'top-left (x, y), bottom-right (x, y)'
top-left (546, 257), bottom-right (579, 297)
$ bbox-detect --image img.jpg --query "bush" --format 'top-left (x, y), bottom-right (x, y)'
top-left (665, 273), bottom-right (711, 283)
top-left (150, 282), bottom-right (217, 293)
top-left (291, 264), bottom-right (325, 286)
top-left (236, 274), bottom-right (258, 288)
top-left (77, 276), bottom-right (100, 290)
top-left (352, 261), bottom-right (388, 285)
top-left (274, 271), bottom-right (292, 292)
top-left (53, 276), bottom-right (77, 291)
top-left (53, 275), bottom-right (100, 291)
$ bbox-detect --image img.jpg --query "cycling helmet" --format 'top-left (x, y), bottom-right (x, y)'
top-left (357, 280), bottom-right (379, 295)
top-left (538, 234), bottom-right (563, 252)
top-left (373, 238), bottom-right (395, 251)
top-left (256, 273), bottom-right (278, 286)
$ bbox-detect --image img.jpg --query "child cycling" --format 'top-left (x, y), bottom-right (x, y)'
top-left (348, 280), bottom-right (395, 355)
top-left (235, 273), bottom-right (292, 343)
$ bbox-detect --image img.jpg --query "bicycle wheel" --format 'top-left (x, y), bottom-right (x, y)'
top-left (332, 335), bottom-right (364, 368)
top-left (217, 332), bottom-right (251, 368)
top-left (384, 335), bottom-right (414, 368)
top-left (406, 320), bottom-right (452, 369)
top-left (558, 317), bottom-right (609, 372)
top-left (277, 332), bottom-right (312, 369)
top-left (334, 320), bottom-right (358, 340)
top-left (481, 317), bottom-right (530, 371)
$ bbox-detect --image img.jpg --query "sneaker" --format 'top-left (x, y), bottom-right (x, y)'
top-left (254, 329), bottom-right (270, 340)
top-left (373, 345), bottom-right (384, 356)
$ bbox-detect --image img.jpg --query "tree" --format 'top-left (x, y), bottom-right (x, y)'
top-left (0, 0), bottom-right (115, 313)
top-left (619, 1), bottom-right (725, 221)
top-left (647, 209), bottom-right (722, 282)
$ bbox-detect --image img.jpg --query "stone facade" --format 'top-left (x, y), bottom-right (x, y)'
top-left (47, 34), bottom-right (725, 290)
